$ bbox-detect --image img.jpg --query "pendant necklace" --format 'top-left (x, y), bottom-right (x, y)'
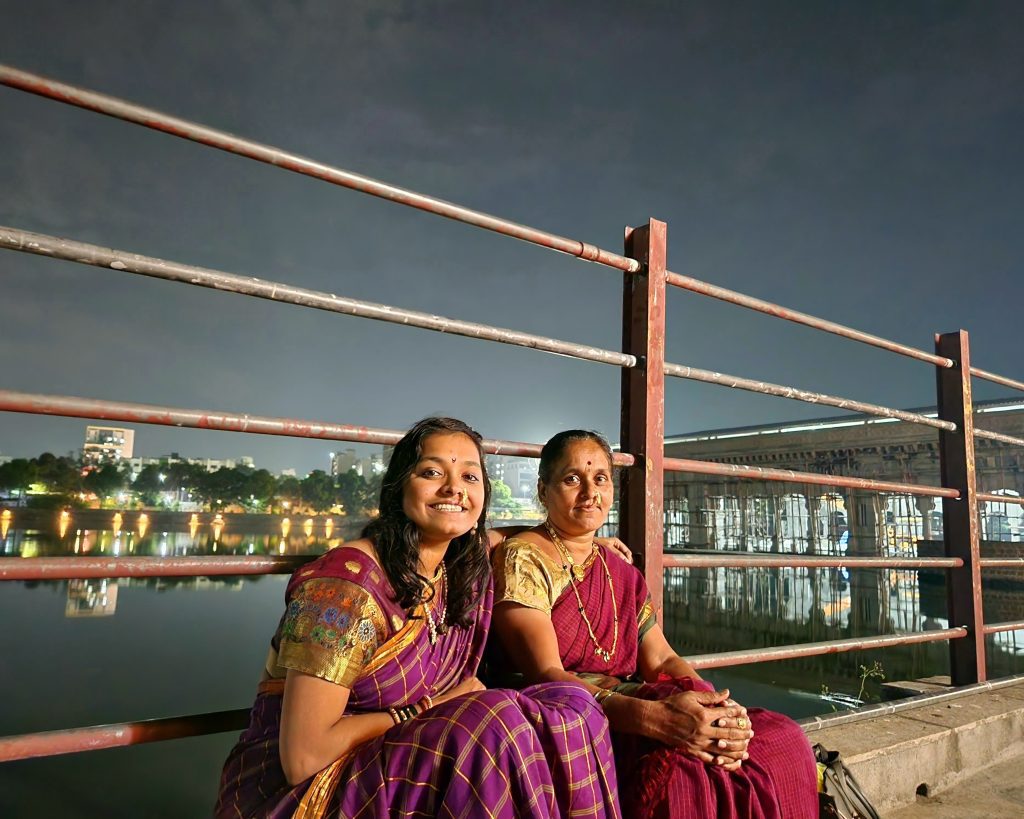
top-left (543, 521), bottom-right (619, 663)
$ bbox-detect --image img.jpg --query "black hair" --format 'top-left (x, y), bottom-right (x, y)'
top-left (538, 429), bottom-right (615, 485)
top-left (362, 417), bottom-right (491, 627)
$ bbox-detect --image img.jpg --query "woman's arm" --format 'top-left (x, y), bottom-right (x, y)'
top-left (279, 667), bottom-right (490, 784)
top-left (636, 622), bottom-right (703, 682)
top-left (636, 623), bottom-right (752, 769)
top-left (487, 526), bottom-right (633, 563)
top-left (279, 671), bottom-right (393, 785)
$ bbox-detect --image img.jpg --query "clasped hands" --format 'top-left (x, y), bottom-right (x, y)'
top-left (651, 688), bottom-right (752, 771)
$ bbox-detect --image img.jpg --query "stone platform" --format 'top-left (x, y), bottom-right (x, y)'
top-left (803, 677), bottom-right (1024, 815)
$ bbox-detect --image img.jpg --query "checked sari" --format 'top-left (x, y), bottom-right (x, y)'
top-left (493, 538), bottom-right (819, 819)
top-left (215, 546), bottom-right (620, 819)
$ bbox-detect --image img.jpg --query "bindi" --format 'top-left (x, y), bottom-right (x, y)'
top-left (586, 460), bottom-right (592, 466)
top-left (451, 457), bottom-right (457, 463)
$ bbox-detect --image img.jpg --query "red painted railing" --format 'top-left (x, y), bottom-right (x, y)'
top-left (0, 63), bottom-right (1020, 761)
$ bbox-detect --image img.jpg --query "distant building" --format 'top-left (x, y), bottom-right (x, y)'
top-left (330, 449), bottom-right (359, 477)
top-left (123, 454), bottom-right (255, 479)
top-left (332, 448), bottom-right (386, 478)
top-left (488, 456), bottom-right (539, 499)
top-left (83, 426), bottom-right (135, 465)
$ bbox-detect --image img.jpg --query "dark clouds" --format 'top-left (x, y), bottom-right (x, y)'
top-left (1, 1), bottom-right (1022, 473)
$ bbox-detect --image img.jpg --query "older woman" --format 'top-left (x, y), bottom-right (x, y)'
top-left (490, 429), bottom-right (818, 819)
top-left (216, 418), bottom-right (620, 818)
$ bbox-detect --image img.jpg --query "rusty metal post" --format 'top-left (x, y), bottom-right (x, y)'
top-left (620, 220), bottom-right (667, 618)
top-left (936, 330), bottom-right (985, 684)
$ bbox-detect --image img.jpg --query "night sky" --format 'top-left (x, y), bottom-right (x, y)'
top-left (1, 1), bottom-right (1022, 475)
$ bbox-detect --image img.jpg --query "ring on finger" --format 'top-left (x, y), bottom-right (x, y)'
top-left (736, 717), bottom-right (748, 729)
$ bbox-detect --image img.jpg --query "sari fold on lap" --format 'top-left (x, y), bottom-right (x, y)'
top-left (609, 676), bottom-right (818, 819)
top-left (217, 547), bottom-right (620, 818)
top-left (495, 539), bottom-right (818, 819)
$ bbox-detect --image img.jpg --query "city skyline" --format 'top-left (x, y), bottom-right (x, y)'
top-left (2, 2), bottom-right (1023, 475)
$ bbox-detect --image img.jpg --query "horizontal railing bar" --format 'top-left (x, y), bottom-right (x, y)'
top-left (983, 621), bottom-right (1024, 635)
top-left (970, 367), bottom-right (1024, 393)
top-left (665, 270), bottom-right (953, 368)
top-left (0, 65), bottom-right (639, 274)
top-left (663, 361), bottom-right (955, 431)
top-left (686, 628), bottom-right (967, 670)
top-left (799, 673), bottom-right (1024, 732)
top-left (663, 456), bottom-right (959, 499)
top-left (974, 427), bottom-right (1024, 447)
top-left (0, 555), bottom-right (313, 581)
top-left (663, 553), bottom-right (962, 569)
top-left (0, 226), bottom-right (637, 370)
top-left (0, 389), bottom-right (636, 468)
top-left (0, 709), bottom-right (250, 762)
top-left (979, 557), bottom-right (1024, 568)
top-left (976, 493), bottom-right (1024, 506)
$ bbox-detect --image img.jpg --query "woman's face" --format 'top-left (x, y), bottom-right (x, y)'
top-left (539, 439), bottom-right (613, 537)
top-left (402, 432), bottom-right (486, 548)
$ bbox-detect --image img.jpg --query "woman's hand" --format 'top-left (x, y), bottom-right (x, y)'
top-left (595, 536), bottom-right (633, 563)
top-left (432, 675), bottom-right (485, 707)
top-left (644, 688), bottom-right (753, 768)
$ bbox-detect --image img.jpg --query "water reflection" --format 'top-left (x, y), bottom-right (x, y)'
top-left (66, 578), bottom-right (118, 617)
top-left (663, 561), bottom-right (1024, 700)
top-left (0, 510), bottom-right (358, 622)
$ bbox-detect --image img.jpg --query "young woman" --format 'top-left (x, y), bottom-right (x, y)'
top-left (490, 429), bottom-right (818, 819)
top-left (216, 418), bottom-right (620, 818)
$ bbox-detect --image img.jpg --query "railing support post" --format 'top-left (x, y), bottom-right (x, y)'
top-left (620, 220), bottom-right (667, 619)
top-left (935, 329), bottom-right (985, 684)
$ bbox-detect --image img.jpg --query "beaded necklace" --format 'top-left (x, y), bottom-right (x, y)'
top-left (543, 521), bottom-right (619, 664)
top-left (423, 561), bottom-right (448, 645)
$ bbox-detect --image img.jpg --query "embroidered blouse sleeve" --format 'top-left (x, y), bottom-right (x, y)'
top-left (493, 539), bottom-right (558, 615)
top-left (276, 577), bottom-right (387, 688)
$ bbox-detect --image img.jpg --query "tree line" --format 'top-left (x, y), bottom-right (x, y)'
top-left (0, 453), bottom-right (382, 515)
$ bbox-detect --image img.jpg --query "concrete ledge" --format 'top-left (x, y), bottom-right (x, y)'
top-left (806, 680), bottom-right (1024, 814)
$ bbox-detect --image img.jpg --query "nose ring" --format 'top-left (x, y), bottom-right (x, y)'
top-left (460, 489), bottom-right (469, 506)
top-left (594, 494), bottom-right (603, 509)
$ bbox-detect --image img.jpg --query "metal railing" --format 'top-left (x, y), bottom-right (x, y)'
top-left (0, 64), bottom-right (1021, 762)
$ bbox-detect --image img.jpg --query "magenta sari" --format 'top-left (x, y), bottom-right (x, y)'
top-left (216, 547), bottom-right (620, 818)
top-left (496, 540), bottom-right (818, 819)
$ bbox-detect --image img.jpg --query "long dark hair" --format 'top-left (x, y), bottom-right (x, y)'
top-left (538, 429), bottom-right (614, 486)
top-left (362, 417), bottom-right (492, 627)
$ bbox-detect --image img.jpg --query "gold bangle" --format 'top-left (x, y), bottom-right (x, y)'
top-left (419, 694), bottom-right (434, 711)
top-left (388, 707), bottom-right (401, 725)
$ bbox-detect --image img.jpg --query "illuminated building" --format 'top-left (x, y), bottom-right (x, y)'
top-left (83, 426), bottom-right (135, 465)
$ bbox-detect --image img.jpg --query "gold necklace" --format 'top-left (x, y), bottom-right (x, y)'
top-left (543, 521), bottom-right (619, 663)
top-left (543, 520), bottom-right (596, 581)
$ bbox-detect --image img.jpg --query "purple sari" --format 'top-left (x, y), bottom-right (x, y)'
top-left (494, 540), bottom-right (818, 819)
top-left (216, 547), bottom-right (620, 818)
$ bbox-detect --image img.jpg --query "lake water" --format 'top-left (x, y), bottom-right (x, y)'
top-left (2, 515), bottom-right (1022, 817)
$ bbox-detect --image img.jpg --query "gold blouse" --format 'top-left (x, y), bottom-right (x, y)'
top-left (494, 536), bottom-right (658, 641)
